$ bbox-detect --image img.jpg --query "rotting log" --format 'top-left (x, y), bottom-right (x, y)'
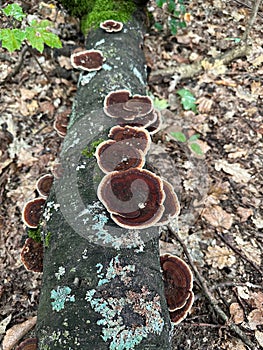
top-left (36, 5), bottom-right (172, 350)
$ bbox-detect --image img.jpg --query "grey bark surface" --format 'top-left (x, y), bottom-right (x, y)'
top-left (36, 12), bottom-right (172, 350)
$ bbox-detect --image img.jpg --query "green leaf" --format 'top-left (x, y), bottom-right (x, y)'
top-left (2, 3), bottom-right (25, 21)
top-left (25, 20), bottom-right (62, 53)
top-left (189, 142), bottom-right (203, 155)
top-left (0, 28), bottom-right (26, 52)
top-left (156, 0), bottom-right (166, 7)
top-left (168, 0), bottom-right (176, 12)
top-left (170, 131), bottom-right (187, 142)
top-left (154, 22), bottom-right (163, 31)
top-left (153, 97), bottom-right (169, 110)
top-left (179, 21), bottom-right (187, 28)
top-left (188, 134), bottom-right (200, 142)
top-left (177, 89), bottom-right (197, 112)
top-left (169, 18), bottom-right (179, 35)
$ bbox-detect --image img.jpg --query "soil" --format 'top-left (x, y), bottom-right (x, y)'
top-left (0, 0), bottom-right (262, 349)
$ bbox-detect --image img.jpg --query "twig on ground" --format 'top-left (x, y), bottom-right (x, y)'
top-left (230, 0), bottom-right (263, 18)
top-left (168, 224), bottom-right (255, 350)
top-left (243, 0), bottom-right (263, 42)
top-left (215, 231), bottom-right (262, 276)
top-left (27, 45), bottom-right (50, 81)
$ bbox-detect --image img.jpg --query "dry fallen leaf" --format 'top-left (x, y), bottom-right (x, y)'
top-left (202, 205), bottom-right (233, 229)
top-left (229, 302), bottom-right (244, 324)
top-left (2, 316), bottom-right (37, 350)
top-left (247, 309), bottom-right (263, 330)
top-left (214, 159), bottom-right (251, 183)
top-left (249, 291), bottom-right (263, 310)
top-left (196, 96), bottom-right (213, 113)
top-left (252, 216), bottom-right (263, 229)
top-left (235, 237), bottom-right (261, 266)
top-left (0, 314), bottom-right (12, 335)
top-left (236, 207), bottom-right (253, 222)
top-left (205, 245), bottom-right (236, 269)
top-left (236, 286), bottom-right (250, 300)
top-left (255, 330), bottom-right (263, 347)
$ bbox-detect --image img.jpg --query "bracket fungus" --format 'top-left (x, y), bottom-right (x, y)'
top-left (16, 337), bottom-right (38, 350)
top-left (108, 125), bottom-right (151, 154)
top-left (146, 109), bottom-right (163, 134)
top-left (95, 139), bottom-right (145, 173)
top-left (104, 90), bottom-right (153, 120)
top-left (21, 238), bottom-right (43, 273)
top-left (53, 109), bottom-right (70, 137)
top-left (156, 180), bottom-right (180, 226)
top-left (97, 168), bottom-right (165, 229)
top-left (100, 20), bottom-right (123, 33)
top-left (36, 174), bottom-right (54, 198)
top-left (22, 198), bottom-right (46, 229)
top-left (71, 49), bottom-right (105, 71)
top-left (160, 254), bottom-right (194, 324)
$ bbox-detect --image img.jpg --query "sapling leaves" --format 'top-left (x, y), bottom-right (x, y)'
top-left (170, 131), bottom-right (187, 142)
top-left (0, 28), bottom-right (26, 52)
top-left (170, 131), bottom-right (204, 156)
top-left (2, 3), bottom-right (26, 21)
top-left (177, 89), bottom-right (197, 112)
top-left (189, 142), bottom-right (203, 155)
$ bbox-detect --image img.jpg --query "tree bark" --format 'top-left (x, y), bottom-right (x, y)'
top-left (36, 9), bottom-right (172, 350)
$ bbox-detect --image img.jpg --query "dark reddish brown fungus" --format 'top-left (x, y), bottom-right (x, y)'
top-left (95, 140), bottom-right (145, 173)
top-left (147, 109), bottom-right (163, 134)
top-left (100, 20), bottom-right (123, 32)
top-left (108, 125), bottom-right (151, 154)
top-left (53, 109), bottom-right (70, 137)
top-left (16, 337), bottom-right (38, 350)
top-left (170, 291), bottom-right (194, 325)
top-left (156, 180), bottom-right (180, 226)
top-left (160, 254), bottom-right (193, 313)
top-left (36, 174), bottom-right (54, 198)
top-left (21, 238), bottom-right (43, 273)
top-left (117, 109), bottom-right (157, 129)
top-left (71, 49), bottom-right (104, 71)
top-left (22, 198), bottom-right (46, 229)
top-left (104, 90), bottom-right (131, 118)
top-left (97, 169), bottom-right (165, 229)
top-left (123, 94), bottom-right (153, 117)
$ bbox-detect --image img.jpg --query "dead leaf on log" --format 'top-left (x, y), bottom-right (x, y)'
top-left (202, 205), bottom-right (233, 229)
top-left (205, 245), bottom-right (236, 269)
top-left (214, 159), bottom-right (251, 183)
top-left (229, 302), bottom-right (244, 324)
top-left (2, 316), bottom-right (37, 350)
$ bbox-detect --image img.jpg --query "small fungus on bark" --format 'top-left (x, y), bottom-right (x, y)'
top-left (100, 20), bottom-right (123, 33)
top-left (21, 238), bottom-right (43, 273)
top-left (97, 168), bottom-right (165, 229)
top-left (95, 139), bottom-right (145, 173)
top-left (108, 125), bottom-right (151, 154)
top-left (71, 49), bottom-right (104, 71)
top-left (146, 109), bottom-right (162, 134)
top-left (160, 254), bottom-right (194, 323)
top-left (16, 338), bottom-right (38, 350)
top-left (53, 109), bottom-right (70, 137)
top-left (104, 90), bottom-right (153, 120)
top-left (156, 180), bottom-right (180, 226)
top-left (22, 198), bottom-right (46, 229)
top-left (36, 174), bottom-right (54, 198)
top-left (117, 109), bottom-right (157, 129)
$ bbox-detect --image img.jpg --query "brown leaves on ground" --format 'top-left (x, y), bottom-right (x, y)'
top-left (202, 205), bottom-right (233, 230)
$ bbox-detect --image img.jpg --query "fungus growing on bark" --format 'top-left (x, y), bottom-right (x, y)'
top-left (156, 180), bottom-right (180, 226)
top-left (22, 198), bottom-right (46, 229)
top-left (53, 109), bottom-right (70, 137)
top-left (95, 139), bottom-right (145, 173)
top-left (71, 49), bottom-right (104, 71)
top-left (104, 90), bottom-right (153, 120)
top-left (108, 125), bottom-right (151, 154)
top-left (100, 20), bottom-right (123, 32)
top-left (97, 168), bottom-right (165, 229)
top-left (21, 238), bottom-right (43, 273)
top-left (36, 174), bottom-right (54, 198)
top-left (147, 109), bottom-right (163, 134)
top-left (16, 338), bottom-right (38, 350)
top-left (118, 109), bottom-right (157, 129)
top-left (160, 254), bottom-right (194, 323)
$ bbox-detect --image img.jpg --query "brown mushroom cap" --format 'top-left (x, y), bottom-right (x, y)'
top-left (147, 109), bottom-right (163, 134)
top-left (104, 91), bottom-right (153, 120)
top-left (100, 20), bottom-right (123, 32)
top-left (21, 238), bottom-right (43, 273)
top-left (95, 139), bottom-right (145, 173)
top-left (97, 169), bottom-right (165, 229)
top-left (160, 254), bottom-right (193, 312)
top-left (22, 198), bottom-right (46, 229)
top-left (156, 180), bottom-right (180, 226)
top-left (71, 49), bottom-right (104, 71)
top-left (108, 125), bottom-right (151, 154)
top-left (170, 291), bottom-right (194, 325)
top-left (36, 174), bottom-right (54, 198)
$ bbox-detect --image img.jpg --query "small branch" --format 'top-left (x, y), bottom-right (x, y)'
top-left (168, 224), bottom-right (255, 350)
top-left (215, 231), bottom-right (262, 276)
top-left (150, 45), bottom-right (249, 81)
top-left (243, 0), bottom-right (263, 42)
top-left (27, 45), bottom-right (50, 82)
top-left (230, 0), bottom-right (263, 18)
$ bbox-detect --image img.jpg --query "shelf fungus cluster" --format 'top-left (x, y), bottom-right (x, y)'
top-left (21, 174), bottom-right (54, 272)
top-left (100, 19), bottom-right (123, 33)
top-left (161, 254), bottom-right (194, 324)
top-left (71, 49), bottom-right (105, 71)
top-left (95, 90), bottom-right (179, 229)
top-left (53, 108), bottom-right (71, 138)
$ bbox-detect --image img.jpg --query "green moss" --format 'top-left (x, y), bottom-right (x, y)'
top-left (81, 0), bottom-right (136, 34)
top-left (44, 231), bottom-right (52, 248)
top-left (27, 226), bottom-right (42, 243)
top-left (58, 0), bottom-right (95, 17)
top-left (81, 138), bottom-right (104, 158)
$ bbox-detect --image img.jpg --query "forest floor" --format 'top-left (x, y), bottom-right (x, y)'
top-left (0, 0), bottom-right (262, 349)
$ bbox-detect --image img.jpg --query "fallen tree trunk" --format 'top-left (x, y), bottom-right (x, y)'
top-left (36, 6), bottom-right (172, 350)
